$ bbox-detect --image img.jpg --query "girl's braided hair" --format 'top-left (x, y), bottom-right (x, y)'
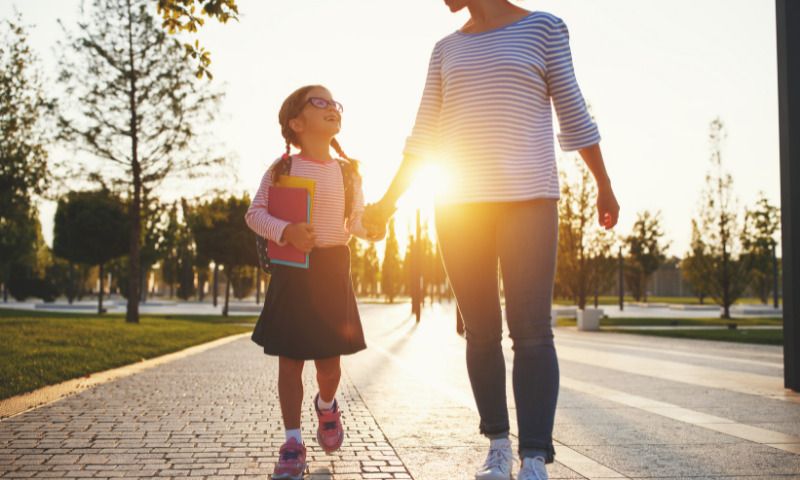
top-left (274, 85), bottom-right (361, 183)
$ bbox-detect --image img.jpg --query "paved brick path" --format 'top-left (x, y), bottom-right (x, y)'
top-left (0, 336), bottom-right (411, 479)
top-left (3, 301), bottom-right (800, 479)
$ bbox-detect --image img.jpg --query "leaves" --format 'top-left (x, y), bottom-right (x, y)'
top-left (156, 0), bottom-right (239, 80)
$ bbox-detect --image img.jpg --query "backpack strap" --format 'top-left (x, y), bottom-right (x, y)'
top-left (338, 159), bottom-right (355, 220)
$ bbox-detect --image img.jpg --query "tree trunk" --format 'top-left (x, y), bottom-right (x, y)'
top-left (140, 266), bottom-right (148, 303)
top-left (642, 272), bottom-right (648, 303)
top-left (66, 262), bottom-right (74, 304)
top-left (98, 262), bottom-right (105, 315)
top-left (213, 264), bottom-right (219, 307)
top-left (222, 273), bottom-right (231, 317)
top-left (124, 0), bottom-right (141, 324)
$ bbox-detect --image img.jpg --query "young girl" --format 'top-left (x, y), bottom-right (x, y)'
top-left (244, 85), bottom-right (384, 479)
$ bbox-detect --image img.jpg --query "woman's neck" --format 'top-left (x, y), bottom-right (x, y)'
top-left (464, 0), bottom-right (528, 31)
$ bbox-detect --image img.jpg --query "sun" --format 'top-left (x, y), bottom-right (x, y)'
top-left (397, 161), bottom-right (452, 211)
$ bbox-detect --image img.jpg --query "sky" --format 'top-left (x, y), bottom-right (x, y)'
top-left (1, 0), bottom-right (782, 258)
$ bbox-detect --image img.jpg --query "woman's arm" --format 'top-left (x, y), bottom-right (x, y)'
top-left (545, 16), bottom-right (619, 229)
top-left (364, 43), bottom-right (443, 230)
top-left (578, 143), bottom-right (619, 229)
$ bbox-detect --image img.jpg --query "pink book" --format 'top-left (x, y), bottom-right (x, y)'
top-left (267, 186), bottom-right (311, 269)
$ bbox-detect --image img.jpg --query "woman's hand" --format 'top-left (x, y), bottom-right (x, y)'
top-left (282, 222), bottom-right (316, 252)
top-left (597, 181), bottom-right (620, 230)
top-left (363, 201), bottom-right (395, 239)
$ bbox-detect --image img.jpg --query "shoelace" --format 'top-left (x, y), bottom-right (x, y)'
top-left (280, 448), bottom-right (300, 461)
top-left (520, 457), bottom-right (547, 480)
top-left (482, 447), bottom-right (512, 473)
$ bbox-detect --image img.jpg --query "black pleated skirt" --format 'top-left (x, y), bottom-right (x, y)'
top-left (251, 245), bottom-right (366, 360)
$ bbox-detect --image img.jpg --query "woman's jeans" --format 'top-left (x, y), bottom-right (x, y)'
top-left (435, 198), bottom-right (559, 463)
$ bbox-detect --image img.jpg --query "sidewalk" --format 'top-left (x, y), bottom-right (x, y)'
top-left (0, 330), bottom-right (411, 479)
top-left (2, 301), bottom-right (800, 479)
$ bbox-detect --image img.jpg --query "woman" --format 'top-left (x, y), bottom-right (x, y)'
top-left (364, 1), bottom-right (619, 479)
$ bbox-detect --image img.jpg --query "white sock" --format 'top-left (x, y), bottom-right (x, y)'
top-left (285, 428), bottom-right (302, 444)
top-left (490, 437), bottom-right (511, 449)
top-left (317, 395), bottom-right (335, 411)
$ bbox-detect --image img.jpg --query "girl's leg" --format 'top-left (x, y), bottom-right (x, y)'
top-left (314, 356), bottom-right (341, 405)
top-left (496, 199), bottom-right (560, 463)
top-left (278, 356), bottom-right (305, 430)
top-left (434, 203), bottom-right (509, 438)
top-left (313, 356), bottom-right (345, 453)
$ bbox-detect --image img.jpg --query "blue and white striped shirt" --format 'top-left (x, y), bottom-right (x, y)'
top-left (404, 11), bottom-right (600, 204)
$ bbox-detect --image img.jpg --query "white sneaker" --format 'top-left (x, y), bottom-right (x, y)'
top-left (518, 456), bottom-right (548, 480)
top-left (475, 438), bottom-right (513, 480)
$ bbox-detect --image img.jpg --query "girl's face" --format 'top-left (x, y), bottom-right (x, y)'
top-left (289, 87), bottom-right (342, 140)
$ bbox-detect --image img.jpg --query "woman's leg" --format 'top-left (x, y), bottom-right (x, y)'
top-left (278, 356), bottom-right (305, 429)
top-left (435, 203), bottom-right (509, 438)
top-left (314, 356), bottom-right (341, 404)
top-left (496, 199), bottom-right (560, 463)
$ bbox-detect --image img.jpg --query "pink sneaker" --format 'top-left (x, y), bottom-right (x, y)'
top-left (272, 437), bottom-right (307, 480)
top-left (314, 393), bottom-right (344, 453)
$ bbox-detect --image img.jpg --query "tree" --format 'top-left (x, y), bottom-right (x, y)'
top-left (53, 190), bottom-right (130, 313)
top-left (7, 210), bottom-right (59, 302)
top-left (47, 255), bottom-right (87, 304)
top-left (159, 202), bottom-right (182, 298)
top-left (156, 0), bottom-right (239, 79)
top-left (741, 193), bottom-right (780, 304)
top-left (175, 214), bottom-right (197, 300)
top-left (692, 118), bottom-right (751, 319)
top-left (0, 14), bottom-right (53, 300)
top-left (402, 234), bottom-right (414, 298)
top-left (57, 0), bottom-right (226, 323)
top-left (625, 211), bottom-right (669, 302)
top-left (419, 221), bottom-right (437, 305)
top-left (381, 218), bottom-right (402, 303)
top-left (362, 243), bottom-right (380, 297)
top-left (348, 237), bottom-right (363, 296)
top-left (681, 219), bottom-right (712, 304)
top-left (185, 195), bottom-right (254, 315)
top-left (555, 160), bottom-right (595, 309)
top-left (587, 228), bottom-right (618, 308)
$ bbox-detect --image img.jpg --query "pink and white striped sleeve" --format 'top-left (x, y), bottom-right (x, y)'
top-left (244, 168), bottom-right (290, 246)
top-left (347, 174), bottom-right (384, 242)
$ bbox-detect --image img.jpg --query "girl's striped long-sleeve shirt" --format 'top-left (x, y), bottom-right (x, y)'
top-left (245, 156), bottom-right (375, 248)
top-left (404, 11), bottom-right (601, 204)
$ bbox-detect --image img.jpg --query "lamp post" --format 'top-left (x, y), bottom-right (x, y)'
top-left (776, 0), bottom-right (800, 391)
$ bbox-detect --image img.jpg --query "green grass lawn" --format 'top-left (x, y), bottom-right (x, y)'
top-left (554, 296), bottom-right (781, 306)
top-left (601, 328), bottom-right (783, 345)
top-left (0, 309), bottom-right (257, 400)
top-left (554, 316), bottom-right (783, 345)
top-left (555, 316), bottom-right (782, 327)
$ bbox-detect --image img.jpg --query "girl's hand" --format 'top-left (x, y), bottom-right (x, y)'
top-left (365, 222), bottom-right (387, 242)
top-left (597, 182), bottom-right (620, 230)
top-left (282, 223), bottom-right (316, 252)
top-left (363, 201), bottom-right (395, 232)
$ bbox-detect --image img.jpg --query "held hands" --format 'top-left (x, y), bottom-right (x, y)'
top-left (282, 222), bottom-right (316, 252)
top-left (362, 201), bottom-right (396, 241)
